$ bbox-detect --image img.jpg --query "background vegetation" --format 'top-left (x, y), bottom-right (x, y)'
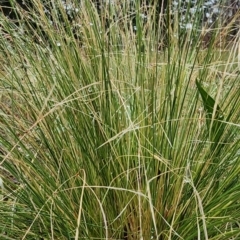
top-left (0, 0), bottom-right (239, 239)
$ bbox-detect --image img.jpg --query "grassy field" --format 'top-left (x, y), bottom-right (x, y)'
top-left (0, 1), bottom-right (240, 239)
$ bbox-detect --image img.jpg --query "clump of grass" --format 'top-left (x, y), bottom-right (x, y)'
top-left (0, 0), bottom-right (239, 239)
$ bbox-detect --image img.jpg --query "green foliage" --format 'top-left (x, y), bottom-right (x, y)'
top-left (196, 79), bottom-right (225, 152)
top-left (0, 0), bottom-right (239, 239)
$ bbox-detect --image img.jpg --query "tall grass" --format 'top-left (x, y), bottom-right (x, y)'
top-left (0, 0), bottom-right (239, 239)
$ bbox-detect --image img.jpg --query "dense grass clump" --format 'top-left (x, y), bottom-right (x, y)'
top-left (0, 0), bottom-right (239, 239)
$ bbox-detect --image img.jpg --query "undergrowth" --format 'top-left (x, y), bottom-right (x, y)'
top-left (0, 0), bottom-right (239, 239)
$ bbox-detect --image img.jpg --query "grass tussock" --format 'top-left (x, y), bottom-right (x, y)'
top-left (0, 0), bottom-right (239, 239)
